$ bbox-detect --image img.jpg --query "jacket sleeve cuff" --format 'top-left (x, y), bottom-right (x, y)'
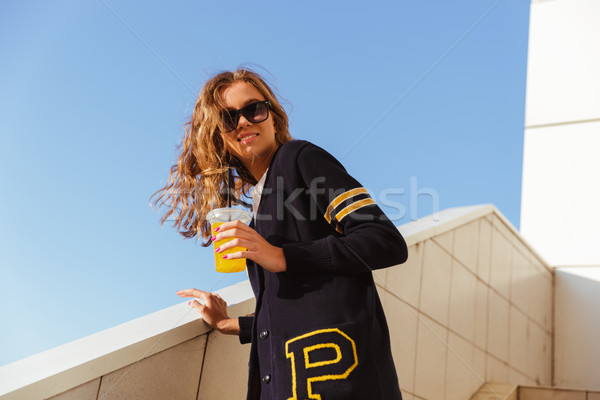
top-left (238, 316), bottom-right (254, 344)
top-left (283, 239), bottom-right (332, 273)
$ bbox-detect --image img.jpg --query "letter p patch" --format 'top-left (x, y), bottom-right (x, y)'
top-left (285, 328), bottom-right (358, 400)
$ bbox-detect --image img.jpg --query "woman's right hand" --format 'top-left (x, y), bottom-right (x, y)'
top-left (176, 288), bottom-right (240, 335)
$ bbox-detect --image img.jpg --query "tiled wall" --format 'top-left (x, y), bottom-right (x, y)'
top-left (378, 212), bottom-right (553, 400)
top-left (43, 210), bottom-right (554, 400)
top-left (46, 330), bottom-right (251, 400)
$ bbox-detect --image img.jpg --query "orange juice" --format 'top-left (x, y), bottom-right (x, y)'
top-left (206, 207), bottom-right (252, 273)
top-left (211, 222), bottom-right (247, 273)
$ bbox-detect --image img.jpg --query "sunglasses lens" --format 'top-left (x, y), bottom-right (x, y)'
top-left (221, 110), bottom-right (238, 132)
top-left (244, 102), bottom-right (269, 123)
top-left (220, 102), bottom-right (269, 133)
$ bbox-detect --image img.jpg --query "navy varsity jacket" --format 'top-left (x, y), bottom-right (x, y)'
top-left (238, 140), bottom-right (408, 400)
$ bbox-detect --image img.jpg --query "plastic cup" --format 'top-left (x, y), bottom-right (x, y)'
top-left (206, 207), bottom-right (252, 273)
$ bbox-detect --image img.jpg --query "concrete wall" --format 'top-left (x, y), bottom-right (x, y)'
top-left (554, 267), bottom-right (600, 391)
top-left (520, 0), bottom-right (600, 266)
top-left (0, 281), bottom-right (255, 400)
top-left (384, 206), bottom-right (553, 400)
top-left (46, 331), bottom-right (252, 400)
top-left (0, 205), bottom-right (555, 400)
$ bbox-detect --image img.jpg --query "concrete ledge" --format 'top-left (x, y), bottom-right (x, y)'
top-left (397, 203), bottom-right (551, 272)
top-left (0, 281), bottom-right (255, 400)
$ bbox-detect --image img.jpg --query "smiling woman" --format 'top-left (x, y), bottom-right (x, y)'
top-left (151, 69), bottom-right (293, 245)
top-left (152, 68), bottom-right (408, 400)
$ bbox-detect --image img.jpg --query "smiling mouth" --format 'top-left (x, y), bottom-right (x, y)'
top-left (237, 133), bottom-right (259, 142)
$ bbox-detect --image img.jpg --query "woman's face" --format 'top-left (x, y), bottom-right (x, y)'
top-left (219, 80), bottom-right (278, 167)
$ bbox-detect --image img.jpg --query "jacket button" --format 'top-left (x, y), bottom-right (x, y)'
top-left (262, 374), bottom-right (271, 384)
top-left (259, 329), bottom-right (269, 340)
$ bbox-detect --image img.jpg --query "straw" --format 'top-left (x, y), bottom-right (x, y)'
top-left (227, 166), bottom-right (232, 221)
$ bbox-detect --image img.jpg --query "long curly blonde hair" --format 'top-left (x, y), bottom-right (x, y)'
top-left (151, 68), bottom-right (293, 246)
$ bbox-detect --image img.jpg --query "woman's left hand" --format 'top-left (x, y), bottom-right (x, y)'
top-left (212, 220), bottom-right (287, 273)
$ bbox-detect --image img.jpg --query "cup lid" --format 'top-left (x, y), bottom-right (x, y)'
top-left (206, 207), bottom-right (252, 224)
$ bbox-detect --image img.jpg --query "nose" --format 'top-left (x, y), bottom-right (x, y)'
top-left (236, 115), bottom-right (252, 130)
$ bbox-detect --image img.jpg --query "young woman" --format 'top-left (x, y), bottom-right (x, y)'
top-left (154, 68), bottom-right (408, 400)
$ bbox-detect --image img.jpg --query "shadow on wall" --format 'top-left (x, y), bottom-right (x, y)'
top-left (554, 267), bottom-right (600, 391)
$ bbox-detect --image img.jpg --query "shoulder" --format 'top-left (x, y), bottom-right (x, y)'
top-left (276, 139), bottom-right (339, 164)
top-left (270, 139), bottom-right (348, 182)
top-left (275, 139), bottom-right (311, 157)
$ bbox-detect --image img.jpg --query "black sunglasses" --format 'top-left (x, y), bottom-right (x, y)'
top-left (220, 100), bottom-right (271, 133)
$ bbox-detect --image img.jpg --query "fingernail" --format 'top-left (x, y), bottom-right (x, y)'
top-left (215, 227), bottom-right (220, 232)
top-left (211, 236), bottom-right (216, 241)
top-left (223, 255), bottom-right (228, 259)
top-left (188, 301), bottom-right (191, 305)
top-left (215, 247), bottom-right (220, 252)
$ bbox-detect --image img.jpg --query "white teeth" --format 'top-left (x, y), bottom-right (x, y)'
top-left (238, 133), bottom-right (259, 142)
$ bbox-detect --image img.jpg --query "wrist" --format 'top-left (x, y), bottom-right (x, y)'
top-left (216, 317), bottom-right (240, 335)
top-left (275, 247), bottom-right (287, 272)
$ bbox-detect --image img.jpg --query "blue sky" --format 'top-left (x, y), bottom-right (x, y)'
top-left (0, 0), bottom-right (530, 366)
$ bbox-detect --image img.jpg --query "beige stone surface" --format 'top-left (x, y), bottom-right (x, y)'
top-left (527, 319), bottom-right (552, 385)
top-left (400, 392), bottom-right (415, 400)
top-left (197, 330), bottom-right (251, 400)
top-left (97, 335), bottom-right (206, 400)
top-left (452, 220), bottom-right (479, 274)
top-left (419, 240), bottom-right (452, 326)
top-left (477, 219), bottom-right (492, 285)
top-left (471, 347), bottom-right (487, 394)
top-left (508, 306), bottom-right (528, 373)
top-left (486, 355), bottom-right (508, 384)
top-left (46, 379), bottom-right (100, 400)
top-left (445, 332), bottom-right (477, 400)
top-left (587, 393), bottom-right (600, 400)
top-left (448, 261), bottom-right (477, 342)
top-left (510, 248), bottom-right (532, 313)
top-left (508, 367), bottom-right (535, 386)
top-left (519, 387), bottom-right (586, 400)
top-left (487, 291), bottom-right (509, 361)
top-left (413, 314), bottom-right (447, 400)
top-left (434, 229), bottom-right (453, 254)
top-left (473, 281), bottom-right (489, 350)
top-left (522, 269), bottom-right (549, 333)
top-left (385, 243), bottom-right (423, 309)
top-left (372, 265), bottom-right (388, 289)
top-left (382, 293), bottom-right (418, 394)
top-left (538, 274), bottom-right (553, 333)
top-left (471, 382), bottom-right (517, 400)
top-left (491, 213), bottom-right (514, 242)
top-left (490, 226), bottom-right (513, 300)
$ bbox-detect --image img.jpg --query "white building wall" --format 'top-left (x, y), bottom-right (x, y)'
top-left (554, 267), bottom-right (600, 391)
top-left (521, 0), bottom-right (600, 266)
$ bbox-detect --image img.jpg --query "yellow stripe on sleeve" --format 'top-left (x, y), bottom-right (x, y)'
top-left (324, 187), bottom-right (369, 223)
top-left (335, 198), bottom-right (376, 223)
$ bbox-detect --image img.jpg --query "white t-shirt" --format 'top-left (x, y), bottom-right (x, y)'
top-left (250, 168), bottom-right (268, 221)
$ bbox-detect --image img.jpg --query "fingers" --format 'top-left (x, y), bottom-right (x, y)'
top-left (215, 237), bottom-right (252, 253)
top-left (189, 299), bottom-right (205, 313)
top-left (221, 249), bottom-right (246, 260)
top-left (212, 223), bottom-right (255, 243)
top-left (176, 289), bottom-right (227, 307)
top-left (213, 219), bottom-right (248, 233)
top-left (175, 288), bottom-right (210, 301)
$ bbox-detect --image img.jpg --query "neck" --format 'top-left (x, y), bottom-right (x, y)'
top-left (244, 146), bottom-right (278, 182)
top-left (246, 145), bottom-right (277, 182)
